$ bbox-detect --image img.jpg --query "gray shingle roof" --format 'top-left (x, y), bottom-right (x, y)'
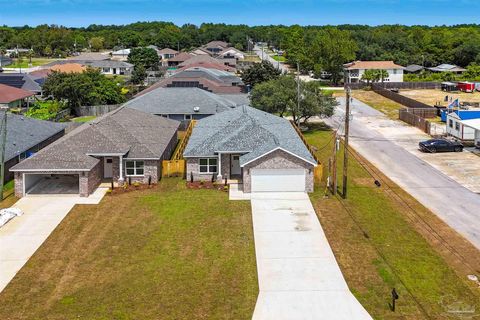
top-left (124, 87), bottom-right (240, 115)
top-left (171, 67), bottom-right (243, 85)
top-left (0, 73), bottom-right (43, 93)
top-left (11, 107), bottom-right (179, 172)
top-left (2, 113), bottom-right (67, 162)
top-left (183, 106), bottom-right (316, 166)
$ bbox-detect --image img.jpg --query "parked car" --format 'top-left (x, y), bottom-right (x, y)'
top-left (419, 139), bottom-right (463, 153)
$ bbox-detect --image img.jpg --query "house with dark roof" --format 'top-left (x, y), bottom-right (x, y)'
top-left (147, 67), bottom-right (244, 94)
top-left (183, 106), bottom-right (317, 193)
top-left (203, 41), bottom-right (229, 53)
top-left (428, 64), bottom-right (466, 74)
top-left (177, 55), bottom-right (236, 72)
top-left (126, 87), bottom-right (240, 124)
top-left (0, 84), bottom-right (34, 109)
top-left (11, 107), bottom-right (179, 198)
top-left (167, 52), bottom-right (194, 67)
top-left (404, 64), bottom-right (424, 73)
top-left (0, 73), bottom-right (43, 95)
top-left (344, 61), bottom-right (405, 83)
top-left (1, 113), bottom-right (66, 182)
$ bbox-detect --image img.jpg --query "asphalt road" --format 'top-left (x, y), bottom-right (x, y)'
top-left (325, 98), bottom-right (480, 250)
top-left (253, 45), bottom-right (289, 74)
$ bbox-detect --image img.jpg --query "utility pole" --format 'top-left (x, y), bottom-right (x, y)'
top-left (332, 131), bottom-right (338, 195)
top-left (0, 109), bottom-right (7, 200)
top-left (342, 87), bottom-right (351, 198)
top-left (261, 42), bottom-right (264, 60)
top-left (296, 62), bottom-right (301, 126)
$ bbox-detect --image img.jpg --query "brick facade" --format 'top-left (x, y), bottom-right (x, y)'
top-left (243, 149), bottom-right (314, 193)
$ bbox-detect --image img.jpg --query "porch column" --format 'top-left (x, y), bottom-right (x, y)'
top-left (217, 153), bottom-right (222, 181)
top-left (118, 155), bottom-right (124, 185)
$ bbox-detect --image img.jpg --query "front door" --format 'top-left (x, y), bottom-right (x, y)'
top-left (231, 155), bottom-right (241, 176)
top-left (104, 157), bottom-right (113, 178)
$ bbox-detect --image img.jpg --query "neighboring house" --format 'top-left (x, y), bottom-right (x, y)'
top-left (190, 47), bottom-right (213, 56)
top-left (404, 64), bottom-right (424, 73)
top-left (217, 47), bottom-right (245, 60)
top-left (111, 48), bottom-right (131, 61)
top-left (167, 52), bottom-right (193, 67)
top-left (11, 107), bottom-right (180, 198)
top-left (1, 112), bottom-right (66, 182)
top-left (157, 48), bottom-right (179, 60)
top-left (145, 67), bottom-right (245, 94)
top-left (177, 55), bottom-right (236, 72)
top-left (126, 87), bottom-right (239, 123)
top-left (203, 41), bottom-right (229, 53)
top-left (0, 73), bottom-right (43, 95)
top-left (428, 64), bottom-right (466, 73)
top-left (83, 60), bottom-right (134, 75)
top-left (446, 110), bottom-right (480, 140)
top-left (462, 119), bottom-right (480, 147)
top-left (344, 61), bottom-right (405, 83)
top-left (66, 52), bottom-right (110, 61)
top-left (0, 56), bottom-right (12, 67)
top-left (183, 106), bottom-right (317, 193)
top-left (0, 84), bottom-right (34, 109)
top-left (177, 62), bottom-right (236, 73)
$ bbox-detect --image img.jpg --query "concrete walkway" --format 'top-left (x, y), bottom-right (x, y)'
top-left (250, 192), bottom-right (371, 320)
top-left (0, 188), bottom-right (108, 293)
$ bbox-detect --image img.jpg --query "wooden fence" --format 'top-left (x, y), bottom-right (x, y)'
top-left (290, 121), bottom-right (324, 183)
top-left (372, 84), bottom-right (435, 109)
top-left (347, 81), bottom-right (441, 90)
top-left (162, 120), bottom-right (197, 178)
top-left (399, 109), bottom-right (431, 134)
top-left (406, 108), bottom-right (437, 119)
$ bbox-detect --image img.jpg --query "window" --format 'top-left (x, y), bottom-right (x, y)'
top-left (449, 119), bottom-right (453, 128)
top-left (19, 152), bottom-right (28, 161)
top-left (184, 114), bottom-right (192, 120)
top-left (102, 67), bottom-right (110, 73)
top-left (199, 158), bottom-right (217, 173)
top-left (455, 122), bottom-right (460, 131)
top-left (125, 161), bottom-right (144, 176)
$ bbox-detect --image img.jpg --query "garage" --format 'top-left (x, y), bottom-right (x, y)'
top-left (24, 174), bottom-right (80, 196)
top-left (251, 169), bottom-right (306, 192)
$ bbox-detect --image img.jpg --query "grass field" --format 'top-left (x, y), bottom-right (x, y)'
top-left (400, 89), bottom-right (480, 107)
top-left (352, 90), bottom-right (405, 119)
top-left (0, 179), bottom-right (258, 319)
top-left (304, 125), bottom-right (480, 319)
top-left (71, 115), bottom-right (97, 123)
top-left (271, 55), bottom-right (286, 62)
top-left (5, 58), bottom-right (57, 69)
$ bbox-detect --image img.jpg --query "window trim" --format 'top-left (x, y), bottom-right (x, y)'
top-left (125, 160), bottom-right (145, 177)
top-left (184, 114), bottom-right (192, 120)
top-left (199, 158), bottom-right (218, 174)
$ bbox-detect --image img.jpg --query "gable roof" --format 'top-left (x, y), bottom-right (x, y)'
top-left (428, 64), bottom-right (466, 72)
top-left (218, 47), bottom-right (245, 56)
top-left (157, 48), bottom-right (178, 55)
top-left (0, 83), bottom-right (34, 103)
top-left (204, 41), bottom-right (229, 49)
top-left (190, 47), bottom-right (213, 56)
top-left (1, 112), bottom-right (66, 162)
top-left (405, 64), bottom-right (424, 73)
top-left (125, 87), bottom-right (240, 115)
top-left (178, 55), bottom-right (227, 68)
top-left (168, 52), bottom-right (193, 62)
top-left (11, 108), bottom-right (179, 172)
top-left (183, 106), bottom-right (316, 166)
top-left (0, 73), bottom-right (43, 93)
top-left (344, 61), bottom-right (404, 70)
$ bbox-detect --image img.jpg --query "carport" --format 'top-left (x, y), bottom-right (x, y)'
top-left (24, 174), bottom-right (80, 196)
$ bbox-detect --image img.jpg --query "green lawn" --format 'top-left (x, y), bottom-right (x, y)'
top-left (304, 126), bottom-right (480, 319)
top-left (6, 58), bottom-right (57, 69)
top-left (71, 115), bottom-right (97, 123)
top-left (0, 179), bottom-right (258, 319)
top-left (271, 55), bottom-right (286, 62)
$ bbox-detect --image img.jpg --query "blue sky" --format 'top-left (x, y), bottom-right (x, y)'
top-left (1, 0), bottom-right (479, 27)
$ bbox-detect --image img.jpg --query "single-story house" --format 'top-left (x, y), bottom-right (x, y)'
top-left (126, 87), bottom-right (239, 123)
top-left (178, 55), bottom-right (236, 72)
top-left (344, 60), bottom-right (405, 83)
top-left (167, 52), bottom-right (194, 67)
top-left (84, 60), bottom-right (134, 75)
top-left (183, 106), bottom-right (317, 193)
top-left (203, 41), bottom-right (229, 53)
top-left (428, 64), bottom-right (466, 74)
top-left (11, 107), bottom-right (179, 198)
top-left (445, 110), bottom-right (480, 140)
top-left (404, 64), bottom-right (424, 73)
top-left (462, 119), bottom-right (480, 147)
top-left (0, 84), bottom-right (34, 109)
top-left (217, 47), bottom-right (245, 60)
top-left (0, 73), bottom-right (43, 95)
top-left (111, 48), bottom-right (131, 61)
top-left (2, 112), bottom-right (66, 182)
top-left (145, 67), bottom-right (245, 94)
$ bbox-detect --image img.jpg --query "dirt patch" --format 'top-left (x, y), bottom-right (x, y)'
top-left (400, 89), bottom-right (480, 107)
top-left (186, 181), bottom-right (228, 191)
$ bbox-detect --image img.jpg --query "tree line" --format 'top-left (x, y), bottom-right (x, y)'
top-left (1, 22), bottom-right (480, 67)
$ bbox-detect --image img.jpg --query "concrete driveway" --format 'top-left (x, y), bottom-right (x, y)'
top-left (250, 192), bottom-right (371, 320)
top-left (324, 98), bottom-right (480, 250)
top-left (0, 187), bottom-right (108, 293)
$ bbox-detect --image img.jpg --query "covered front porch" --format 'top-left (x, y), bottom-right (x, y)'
top-left (217, 152), bottom-right (244, 181)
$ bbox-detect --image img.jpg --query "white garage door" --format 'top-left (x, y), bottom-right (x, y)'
top-left (251, 169), bottom-right (306, 192)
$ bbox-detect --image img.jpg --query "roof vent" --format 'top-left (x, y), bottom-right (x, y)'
top-left (193, 106), bottom-right (200, 112)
